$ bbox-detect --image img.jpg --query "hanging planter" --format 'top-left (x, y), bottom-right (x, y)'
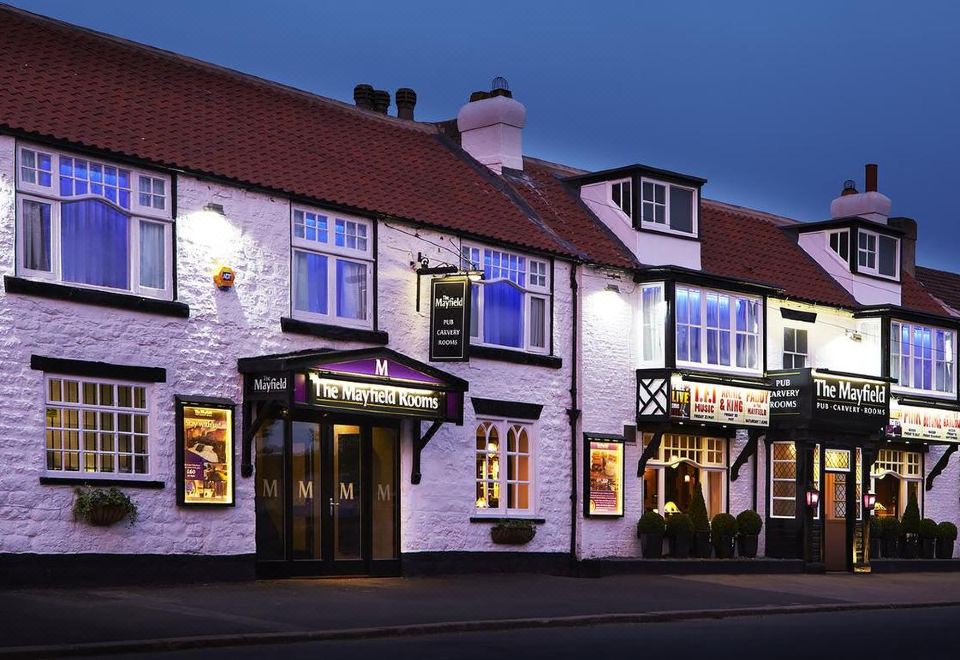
top-left (490, 519), bottom-right (536, 545)
top-left (73, 487), bottom-right (138, 527)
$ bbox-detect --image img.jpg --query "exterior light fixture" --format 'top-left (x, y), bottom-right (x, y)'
top-left (863, 491), bottom-right (877, 513)
top-left (466, 270), bottom-right (484, 282)
top-left (203, 202), bottom-right (225, 215)
top-left (605, 283), bottom-right (621, 294)
top-left (806, 484), bottom-right (821, 510)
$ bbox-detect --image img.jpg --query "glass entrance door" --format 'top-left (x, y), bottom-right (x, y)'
top-left (823, 448), bottom-right (852, 572)
top-left (255, 418), bottom-right (399, 576)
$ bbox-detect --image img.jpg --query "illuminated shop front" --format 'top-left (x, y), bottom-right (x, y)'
top-left (767, 368), bottom-right (889, 571)
top-left (636, 370), bottom-right (770, 520)
top-left (238, 348), bottom-right (466, 577)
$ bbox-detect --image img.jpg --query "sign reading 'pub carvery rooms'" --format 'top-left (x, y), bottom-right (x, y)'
top-left (429, 276), bottom-right (471, 362)
top-left (769, 369), bottom-right (888, 430)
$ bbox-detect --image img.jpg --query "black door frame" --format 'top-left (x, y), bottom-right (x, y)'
top-left (257, 410), bottom-right (401, 577)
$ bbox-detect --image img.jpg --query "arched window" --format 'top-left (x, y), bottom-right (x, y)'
top-left (475, 420), bottom-right (533, 513)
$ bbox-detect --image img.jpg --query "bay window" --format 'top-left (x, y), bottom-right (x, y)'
top-left (890, 321), bottom-right (955, 395)
top-left (461, 244), bottom-right (551, 353)
top-left (640, 178), bottom-right (696, 235)
top-left (291, 208), bottom-right (373, 328)
top-left (642, 434), bottom-right (726, 519)
top-left (16, 145), bottom-right (173, 298)
top-left (44, 375), bottom-right (151, 477)
top-left (639, 283), bottom-right (666, 365)
top-left (871, 449), bottom-right (922, 518)
top-left (676, 285), bottom-right (761, 372)
top-left (475, 420), bottom-right (534, 514)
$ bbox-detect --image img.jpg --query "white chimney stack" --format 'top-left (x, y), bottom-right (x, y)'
top-left (830, 163), bottom-right (891, 224)
top-left (457, 79), bottom-right (526, 174)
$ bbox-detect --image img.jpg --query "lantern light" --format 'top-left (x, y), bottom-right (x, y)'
top-left (863, 491), bottom-right (877, 513)
top-left (806, 484), bottom-right (821, 509)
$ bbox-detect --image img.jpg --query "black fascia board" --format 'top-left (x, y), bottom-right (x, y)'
top-left (632, 265), bottom-right (783, 297)
top-left (782, 216), bottom-right (906, 238)
top-left (853, 306), bottom-right (960, 329)
top-left (562, 163), bottom-right (707, 189)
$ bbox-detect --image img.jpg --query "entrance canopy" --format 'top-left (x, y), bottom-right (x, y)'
top-left (238, 347), bottom-right (468, 424)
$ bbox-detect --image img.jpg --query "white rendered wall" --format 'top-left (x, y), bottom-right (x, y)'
top-left (797, 231), bottom-right (900, 306)
top-left (923, 446), bottom-right (960, 558)
top-left (580, 182), bottom-right (702, 270)
top-left (0, 134), bottom-right (574, 558)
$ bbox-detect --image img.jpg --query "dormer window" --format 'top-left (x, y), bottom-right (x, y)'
top-left (827, 230), bottom-right (849, 262)
top-left (857, 229), bottom-right (898, 278)
top-left (641, 178), bottom-right (696, 236)
top-left (610, 179), bottom-right (632, 219)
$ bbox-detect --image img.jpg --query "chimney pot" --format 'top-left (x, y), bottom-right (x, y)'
top-left (353, 84), bottom-right (375, 110)
top-left (866, 163), bottom-right (878, 192)
top-left (372, 89), bottom-right (391, 114)
top-left (395, 87), bottom-right (417, 120)
top-left (841, 179), bottom-right (858, 196)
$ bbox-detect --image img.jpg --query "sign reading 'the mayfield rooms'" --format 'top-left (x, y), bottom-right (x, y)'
top-left (429, 276), bottom-right (471, 362)
top-left (304, 373), bottom-right (447, 420)
top-left (769, 368), bottom-right (889, 430)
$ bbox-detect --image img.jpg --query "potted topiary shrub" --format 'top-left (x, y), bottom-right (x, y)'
top-left (937, 522), bottom-right (957, 559)
top-left (869, 515), bottom-right (883, 559)
top-left (880, 516), bottom-right (901, 558)
top-left (689, 488), bottom-right (712, 558)
top-left (711, 513), bottom-right (738, 559)
top-left (666, 513), bottom-right (694, 558)
top-left (919, 518), bottom-right (938, 559)
top-left (637, 511), bottom-right (665, 559)
top-left (900, 492), bottom-right (921, 559)
top-left (490, 519), bottom-right (536, 545)
top-left (73, 487), bottom-right (138, 527)
top-left (736, 510), bottom-right (763, 558)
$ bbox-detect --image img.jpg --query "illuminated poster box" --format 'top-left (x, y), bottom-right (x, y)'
top-left (176, 396), bottom-right (235, 507)
top-left (584, 434), bottom-right (625, 518)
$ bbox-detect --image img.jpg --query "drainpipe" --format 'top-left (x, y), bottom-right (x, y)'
top-left (568, 263), bottom-right (582, 573)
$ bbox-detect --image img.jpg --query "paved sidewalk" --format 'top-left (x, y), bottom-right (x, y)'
top-left (1, 572), bottom-right (959, 655)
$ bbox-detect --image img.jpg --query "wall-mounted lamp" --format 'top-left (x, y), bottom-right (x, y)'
top-left (605, 283), bottom-right (621, 294)
top-left (466, 270), bottom-right (484, 282)
top-left (863, 491), bottom-right (877, 514)
top-left (204, 202), bottom-right (225, 216)
top-left (845, 329), bottom-right (863, 342)
top-left (805, 484), bottom-right (821, 510)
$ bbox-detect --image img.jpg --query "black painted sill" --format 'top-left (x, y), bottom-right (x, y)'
top-left (470, 516), bottom-right (547, 524)
top-left (469, 345), bottom-right (562, 369)
top-left (40, 476), bottom-right (165, 489)
top-left (280, 316), bottom-right (389, 344)
top-left (4, 276), bottom-right (189, 318)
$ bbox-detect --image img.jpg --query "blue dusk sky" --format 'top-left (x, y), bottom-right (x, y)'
top-left (9, 0), bottom-right (960, 270)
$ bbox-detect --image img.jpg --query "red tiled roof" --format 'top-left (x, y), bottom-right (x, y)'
top-left (699, 200), bottom-right (857, 308)
top-left (0, 6), bottom-right (578, 259)
top-left (913, 267), bottom-right (960, 316)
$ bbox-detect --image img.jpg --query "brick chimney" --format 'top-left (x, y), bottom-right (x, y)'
top-left (456, 77), bottom-right (526, 174)
top-left (396, 88), bottom-right (417, 120)
top-left (830, 163), bottom-right (891, 224)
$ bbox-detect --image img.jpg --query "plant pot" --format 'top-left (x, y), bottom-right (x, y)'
top-left (641, 532), bottom-right (663, 559)
top-left (490, 525), bottom-right (535, 545)
top-left (937, 539), bottom-right (955, 559)
top-left (869, 537), bottom-right (882, 560)
top-left (882, 537), bottom-right (899, 558)
top-left (693, 531), bottom-right (712, 558)
top-left (738, 534), bottom-right (759, 558)
top-left (671, 535), bottom-right (691, 559)
top-left (714, 534), bottom-right (735, 559)
top-left (86, 504), bottom-right (129, 527)
top-left (920, 538), bottom-right (937, 559)
top-left (900, 534), bottom-right (919, 559)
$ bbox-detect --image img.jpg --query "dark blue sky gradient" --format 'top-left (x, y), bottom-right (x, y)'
top-left (10, 0), bottom-right (960, 270)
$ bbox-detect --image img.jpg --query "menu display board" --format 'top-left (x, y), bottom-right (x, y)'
top-left (176, 399), bottom-right (234, 506)
top-left (889, 400), bottom-right (960, 443)
top-left (584, 435), bottom-right (625, 518)
top-left (429, 276), bottom-right (471, 362)
top-left (670, 377), bottom-right (769, 428)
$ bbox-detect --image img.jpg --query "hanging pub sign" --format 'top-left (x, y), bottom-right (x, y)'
top-left (889, 400), bottom-right (960, 443)
top-left (769, 368), bottom-right (889, 430)
top-left (584, 434), bottom-right (625, 518)
top-left (429, 276), bottom-right (471, 362)
top-left (669, 375), bottom-right (769, 428)
top-left (175, 396), bottom-right (235, 507)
